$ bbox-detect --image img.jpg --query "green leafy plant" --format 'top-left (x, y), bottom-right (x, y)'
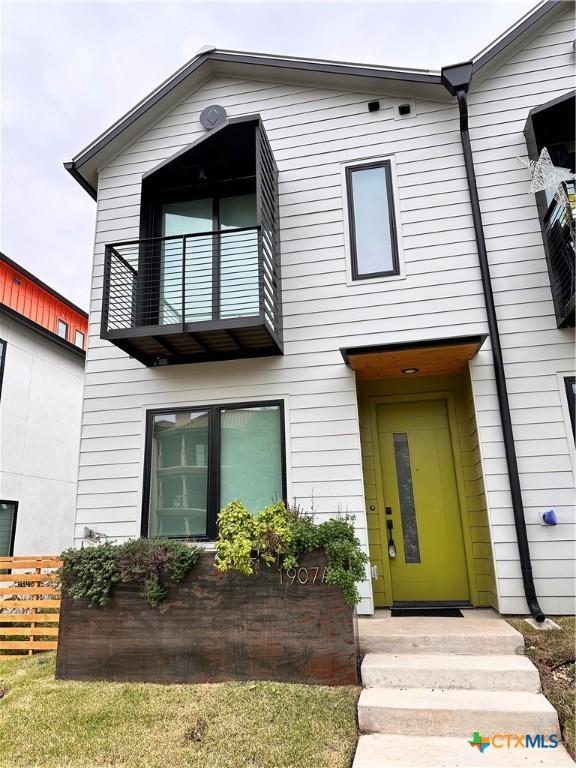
top-left (59, 539), bottom-right (200, 608)
top-left (215, 501), bottom-right (368, 606)
top-left (59, 542), bottom-right (119, 607)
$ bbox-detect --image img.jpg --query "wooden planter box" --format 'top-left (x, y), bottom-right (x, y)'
top-left (55, 550), bottom-right (358, 685)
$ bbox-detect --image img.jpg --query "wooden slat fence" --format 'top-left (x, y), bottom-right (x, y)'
top-left (0, 556), bottom-right (61, 657)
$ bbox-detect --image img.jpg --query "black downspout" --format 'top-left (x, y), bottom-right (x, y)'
top-left (441, 62), bottom-right (545, 622)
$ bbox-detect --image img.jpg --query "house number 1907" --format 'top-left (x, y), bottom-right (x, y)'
top-left (280, 567), bottom-right (328, 585)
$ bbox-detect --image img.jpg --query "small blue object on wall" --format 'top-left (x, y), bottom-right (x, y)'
top-left (542, 509), bottom-right (558, 525)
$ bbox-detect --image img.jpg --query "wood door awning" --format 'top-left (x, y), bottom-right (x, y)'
top-left (341, 335), bottom-right (487, 381)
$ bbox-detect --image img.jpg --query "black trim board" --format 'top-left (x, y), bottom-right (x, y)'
top-left (140, 400), bottom-right (287, 541)
top-left (1, 252), bottom-right (88, 318)
top-left (340, 334), bottom-right (487, 367)
top-left (0, 304), bottom-right (86, 360)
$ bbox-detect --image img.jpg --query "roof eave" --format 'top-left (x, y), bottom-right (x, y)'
top-left (0, 304), bottom-right (86, 360)
top-left (64, 161), bottom-right (97, 201)
top-left (65, 50), bottom-right (445, 199)
top-left (471, 0), bottom-right (563, 75)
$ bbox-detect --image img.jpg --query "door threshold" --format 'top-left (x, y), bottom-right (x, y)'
top-left (392, 601), bottom-right (473, 608)
top-left (391, 601), bottom-right (472, 618)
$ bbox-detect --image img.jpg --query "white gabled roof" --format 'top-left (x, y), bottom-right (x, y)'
top-left (65, 1), bottom-right (564, 199)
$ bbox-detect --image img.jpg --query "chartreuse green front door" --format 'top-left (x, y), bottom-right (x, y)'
top-left (377, 399), bottom-right (470, 603)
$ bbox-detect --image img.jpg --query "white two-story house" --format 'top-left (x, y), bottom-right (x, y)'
top-left (66, 0), bottom-right (575, 617)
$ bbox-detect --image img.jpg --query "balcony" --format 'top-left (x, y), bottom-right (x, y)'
top-left (542, 183), bottom-right (575, 327)
top-left (102, 225), bottom-right (282, 366)
top-left (100, 115), bottom-right (283, 365)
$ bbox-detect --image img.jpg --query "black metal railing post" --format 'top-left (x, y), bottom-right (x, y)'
top-left (212, 231), bottom-right (220, 321)
top-left (181, 235), bottom-right (186, 327)
top-left (101, 245), bottom-right (112, 338)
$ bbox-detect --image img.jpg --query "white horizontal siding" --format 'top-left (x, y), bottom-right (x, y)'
top-left (468, 5), bottom-right (576, 615)
top-left (78, 73), bottom-right (495, 615)
top-left (77, 6), bottom-right (575, 616)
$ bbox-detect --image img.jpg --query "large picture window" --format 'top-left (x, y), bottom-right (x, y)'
top-left (143, 402), bottom-right (285, 540)
top-left (346, 160), bottom-right (399, 279)
top-left (0, 501), bottom-right (18, 556)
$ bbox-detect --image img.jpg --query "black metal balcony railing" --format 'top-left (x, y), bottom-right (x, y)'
top-left (101, 225), bottom-right (282, 365)
top-left (542, 182), bottom-right (575, 327)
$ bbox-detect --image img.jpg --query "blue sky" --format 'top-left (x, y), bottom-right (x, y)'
top-left (1, 0), bottom-right (537, 308)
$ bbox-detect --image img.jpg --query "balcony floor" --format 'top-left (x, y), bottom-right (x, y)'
top-left (106, 318), bottom-right (282, 366)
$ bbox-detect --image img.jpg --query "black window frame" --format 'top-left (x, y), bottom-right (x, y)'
top-left (141, 400), bottom-right (287, 541)
top-left (138, 180), bottom-right (257, 328)
top-left (56, 319), bottom-right (69, 340)
top-left (0, 500), bottom-right (18, 556)
top-left (565, 376), bottom-right (575, 440)
top-left (346, 159), bottom-right (400, 280)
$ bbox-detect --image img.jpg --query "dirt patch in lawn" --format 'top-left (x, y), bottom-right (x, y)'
top-left (0, 654), bottom-right (360, 768)
top-left (508, 616), bottom-right (575, 759)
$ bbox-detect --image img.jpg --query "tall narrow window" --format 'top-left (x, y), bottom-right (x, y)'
top-left (565, 377), bottom-right (575, 439)
top-left (57, 319), bottom-right (69, 340)
top-left (74, 330), bottom-right (85, 349)
top-left (144, 402), bottom-right (284, 539)
top-left (346, 160), bottom-right (399, 279)
top-left (0, 501), bottom-right (17, 556)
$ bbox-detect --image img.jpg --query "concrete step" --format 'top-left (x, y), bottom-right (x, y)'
top-left (358, 611), bottom-right (525, 655)
top-left (358, 687), bottom-right (559, 737)
top-left (353, 734), bottom-right (575, 767)
top-left (361, 653), bottom-right (541, 692)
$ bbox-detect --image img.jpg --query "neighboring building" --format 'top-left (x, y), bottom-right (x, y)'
top-left (66, 0), bottom-right (574, 615)
top-left (0, 253), bottom-right (87, 555)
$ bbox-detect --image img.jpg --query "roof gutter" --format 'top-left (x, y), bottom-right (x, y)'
top-left (441, 61), bottom-right (545, 623)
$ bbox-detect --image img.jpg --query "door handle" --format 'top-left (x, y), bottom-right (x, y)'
top-left (385, 510), bottom-right (397, 559)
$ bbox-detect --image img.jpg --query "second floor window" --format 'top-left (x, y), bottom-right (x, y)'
top-left (346, 160), bottom-right (399, 279)
top-left (74, 330), bottom-right (85, 348)
top-left (160, 192), bottom-right (257, 324)
top-left (57, 319), bottom-right (69, 340)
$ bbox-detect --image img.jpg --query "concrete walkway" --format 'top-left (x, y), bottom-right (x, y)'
top-left (353, 609), bottom-right (575, 767)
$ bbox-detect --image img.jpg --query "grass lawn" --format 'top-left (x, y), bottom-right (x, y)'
top-left (508, 616), bottom-right (575, 759)
top-left (0, 654), bottom-right (360, 768)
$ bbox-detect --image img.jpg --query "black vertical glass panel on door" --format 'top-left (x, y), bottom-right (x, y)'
top-left (392, 432), bottom-right (421, 564)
